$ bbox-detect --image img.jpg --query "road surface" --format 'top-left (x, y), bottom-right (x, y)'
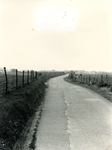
top-left (35, 75), bottom-right (112, 150)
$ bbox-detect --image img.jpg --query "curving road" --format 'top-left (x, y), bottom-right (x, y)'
top-left (35, 75), bottom-right (112, 150)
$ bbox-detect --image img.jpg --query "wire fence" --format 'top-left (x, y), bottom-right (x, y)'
top-left (0, 67), bottom-right (64, 94)
top-left (69, 72), bottom-right (112, 87)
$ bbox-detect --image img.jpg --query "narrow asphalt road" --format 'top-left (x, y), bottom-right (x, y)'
top-left (35, 75), bottom-right (112, 150)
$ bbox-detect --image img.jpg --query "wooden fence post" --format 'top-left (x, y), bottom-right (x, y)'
top-left (81, 74), bottom-right (82, 83)
top-left (4, 67), bottom-right (8, 93)
top-left (35, 71), bottom-right (37, 79)
top-left (82, 76), bottom-right (83, 83)
top-left (96, 77), bottom-right (98, 84)
top-left (22, 70), bottom-right (24, 87)
top-left (30, 71), bottom-right (33, 81)
top-left (33, 71), bottom-right (34, 79)
top-left (27, 70), bottom-right (29, 84)
top-left (83, 76), bottom-right (85, 83)
top-left (16, 69), bottom-right (18, 88)
top-left (101, 75), bottom-right (103, 83)
top-left (30, 71), bottom-right (32, 80)
top-left (106, 74), bottom-right (108, 85)
top-left (89, 75), bottom-right (91, 84)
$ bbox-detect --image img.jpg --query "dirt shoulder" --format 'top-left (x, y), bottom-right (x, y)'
top-left (64, 77), bottom-right (112, 103)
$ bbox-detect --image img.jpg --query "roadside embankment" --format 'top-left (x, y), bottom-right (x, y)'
top-left (64, 77), bottom-right (112, 103)
top-left (0, 79), bottom-right (47, 150)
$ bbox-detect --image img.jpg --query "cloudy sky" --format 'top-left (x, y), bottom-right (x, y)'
top-left (0, 0), bottom-right (112, 71)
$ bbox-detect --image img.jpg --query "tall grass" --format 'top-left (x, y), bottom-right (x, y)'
top-left (0, 80), bottom-right (46, 150)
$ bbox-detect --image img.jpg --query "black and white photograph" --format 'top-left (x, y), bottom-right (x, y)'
top-left (0, 0), bottom-right (112, 149)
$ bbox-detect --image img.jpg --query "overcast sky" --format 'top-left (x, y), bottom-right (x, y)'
top-left (0, 0), bottom-right (112, 71)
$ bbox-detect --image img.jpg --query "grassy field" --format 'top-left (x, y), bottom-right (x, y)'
top-left (0, 71), bottom-right (29, 94)
top-left (0, 71), bottom-right (65, 94)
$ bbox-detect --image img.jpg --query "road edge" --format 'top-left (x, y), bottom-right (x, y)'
top-left (64, 77), bottom-right (112, 103)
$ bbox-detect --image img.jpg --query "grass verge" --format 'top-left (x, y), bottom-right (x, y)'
top-left (64, 77), bottom-right (112, 103)
top-left (0, 79), bottom-right (47, 150)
